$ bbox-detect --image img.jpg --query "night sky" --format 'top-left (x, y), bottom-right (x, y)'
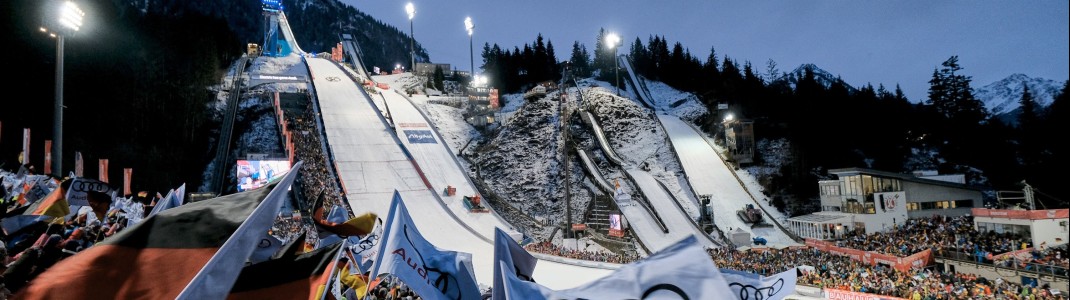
top-left (343, 0), bottom-right (1068, 102)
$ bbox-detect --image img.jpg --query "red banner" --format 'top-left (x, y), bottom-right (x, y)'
top-left (99, 159), bottom-right (109, 183)
top-left (972, 208), bottom-right (1069, 220)
top-left (74, 151), bottom-right (84, 177)
top-left (572, 224), bottom-right (587, 231)
top-left (44, 140), bottom-right (52, 175)
top-left (824, 288), bottom-right (907, 300)
top-left (123, 168), bottom-right (133, 196)
top-left (805, 239), bottom-right (933, 272)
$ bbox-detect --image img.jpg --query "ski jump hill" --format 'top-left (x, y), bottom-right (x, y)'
top-left (255, 10), bottom-right (617, 288)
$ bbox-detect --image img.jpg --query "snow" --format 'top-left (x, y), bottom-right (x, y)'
top-left (310, 58), bottom-right (613, 288)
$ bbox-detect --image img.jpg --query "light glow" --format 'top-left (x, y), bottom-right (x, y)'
top-left (405, 3), bottom-right (415, 20)
top-left (58, 1), bottom-right (85, 31)
top-left (605, 33), bottom-right (620, 50)
top-left (464, 17), bottom-right (473, 36)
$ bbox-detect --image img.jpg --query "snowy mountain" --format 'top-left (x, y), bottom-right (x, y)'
top-left (974, 73), bottom-right (1063, 115)
top-left (779, 63), bottom-right (857, 93)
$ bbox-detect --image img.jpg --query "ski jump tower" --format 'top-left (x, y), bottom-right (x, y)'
top-left (260, 0), bottom-right (304, 57)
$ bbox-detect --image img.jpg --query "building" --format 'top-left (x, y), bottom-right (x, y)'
top-left (414, 62), bottom-right (452, 77)
top-left (464, 83), bottom-right (498, 128)
top-left (971, 186), bottom-right (1069, 248)
top-left (787, 168), bottom-right (984, 240)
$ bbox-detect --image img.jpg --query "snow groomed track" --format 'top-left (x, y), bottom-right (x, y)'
top-left (307, 58), bottom-right (613, 288)
top-left (657, 115), bottom-right (796, 246)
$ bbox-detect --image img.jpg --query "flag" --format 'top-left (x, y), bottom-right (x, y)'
top-left (369, 191), bottom-right (480, 300)
top-left (228, 240), bottom-right (344, 300)
top-left (22, 128), bottom-right (30, 164)
top-left (74, 151), bottom-right (84, 177)
top-left (346, 218), bottom-right (383, 272)
top-left (493, 227), bottom-right (537, 300)
top-left (21, 178), bottom-right (71, 219)
top-left (313, 192), bottom-right (378, 237)
top-left (177, 161), bottom-right (303, 299)
top-left (721, 268), bottom-right (798, 300)
top-left (123, 168), bottom-right (133, 196)
top-left (16, 162), bottom-right (303, 299)
top-left (44, 140), bottom-right (52, 175)
top-left (146, 184), bottom-right (185, 218)
top-left (99, 159), bottom-right (109, 183)
top-left (500, 236), bottom-right (732, 300)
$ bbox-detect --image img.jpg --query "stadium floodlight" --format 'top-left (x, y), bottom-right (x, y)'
top-left (46, 1), bottom-right (86, 176)
top-left (406, 2), bottom-right (415, 71)
top-left (605, 33), bottom-right (621, 96)
top-left (465, 17), bottom-right (474, 77)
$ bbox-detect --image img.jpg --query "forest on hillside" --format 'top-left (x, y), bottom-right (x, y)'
top-left (480, 29), bottom-right (1070, 209)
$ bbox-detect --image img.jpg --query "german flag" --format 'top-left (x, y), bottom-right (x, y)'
top-left (16, 183), bottom-right (279, 299)
top-left (312, 192), bottom-right (377, 237)
top-left (227, 241), bottom-right (343, 299)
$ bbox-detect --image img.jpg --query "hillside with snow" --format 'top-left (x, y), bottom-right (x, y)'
top-left (974, 73), bottom-right (1063, 116)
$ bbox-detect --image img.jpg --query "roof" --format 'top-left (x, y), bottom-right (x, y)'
top-left (828, 167), bottom-right (984, 191)
top-left (788, 212), bottom-right (852, 224)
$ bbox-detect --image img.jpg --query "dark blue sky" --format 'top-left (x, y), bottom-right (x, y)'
top-left (342, 1), bottom-right (1068, 102)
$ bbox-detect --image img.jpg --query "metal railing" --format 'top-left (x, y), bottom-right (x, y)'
top-left (937, 250), bottom-right (1069, 279)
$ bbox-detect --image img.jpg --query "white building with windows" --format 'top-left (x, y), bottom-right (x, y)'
top-left (787, 168), bottom-right (984, 240)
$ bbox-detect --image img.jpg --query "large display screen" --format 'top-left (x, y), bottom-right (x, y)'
top-left (237, 160), bottom-right (292, 192)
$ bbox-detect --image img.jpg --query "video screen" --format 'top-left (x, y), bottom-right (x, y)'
top-left (237, 160), bottom-right (292, 192)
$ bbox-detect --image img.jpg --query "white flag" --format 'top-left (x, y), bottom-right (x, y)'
top-left (369, 191), bottom-right (480, 300)
top-left (346, 218), bottom-right (383, 272)
top-left (493, 227), bottom-right (537, 300)
top-left (721, 268), bottom-right (797, 300)
top-left (501, 236), bottom-right (732, 299)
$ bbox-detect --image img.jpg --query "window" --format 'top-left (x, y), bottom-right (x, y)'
top-left (954, 199), bottom-right (974, 208)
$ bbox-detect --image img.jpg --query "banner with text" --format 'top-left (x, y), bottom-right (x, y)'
top-left (403, 130), bottom-right (437, 144)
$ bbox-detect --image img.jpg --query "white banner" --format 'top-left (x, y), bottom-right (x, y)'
top-left (370, 191), bottom-right (480, 300)
top-left (22, 128), bottom-right (30, 164)
top-left (65, 177), bottom-right (113, 207)
top-left (501, 236), bottom-right (731, 299)
top-left (721, 268), bottom-right (798, 300)
top-left (346, 218), bottom-right (383, 271)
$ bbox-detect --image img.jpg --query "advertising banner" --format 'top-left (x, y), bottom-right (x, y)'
top-left (44, 140), bottom-right (52, 175)
top-left (403, 130), bottom-right (437, 144)
top-left (99, 159), bottom-right (109, 183)
top-left (824, 288), bottom-right (907, 300)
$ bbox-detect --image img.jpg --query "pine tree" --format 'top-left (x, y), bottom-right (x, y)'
top-left (927, 56), bottom-right (988, 124)
top-left (433, 66), bottom-right (445, 91)
top-left (1018, 84), bottom-right (1038, 130)
top-left (569, 41), bottom-right (591, 77)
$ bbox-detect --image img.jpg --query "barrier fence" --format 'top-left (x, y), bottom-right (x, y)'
top-left (806, 239), bottom-right (934, 272)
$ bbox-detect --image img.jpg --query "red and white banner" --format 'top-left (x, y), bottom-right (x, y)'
top-left (44, 140), bottom-right (52, 175)
top-left (824, 288), bottom-right (907, 300)
top-left (806, 239), bottom-right (933, 272)
top-left (123, 168), bottom-right (133, 196)
top-left (75, 152), bottom-right (84, 177)
top-left (22, 128), bottom-right (30, 164)
top-left (972, 208), bottom-right (1070, 220)
top-left (99, 159), bottom-right (109, 183)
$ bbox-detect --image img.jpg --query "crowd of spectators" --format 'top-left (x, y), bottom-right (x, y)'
top-left (1, 172), bottom-right (139, 297)
top-left (708, 247), bottom-right (1066, 299)
top-left (836, 216), bottom-right (1032, 258)
top-left (523, 240), bottom-right (639, 264)
top-left (278, 103), bottom-right (354, 247)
